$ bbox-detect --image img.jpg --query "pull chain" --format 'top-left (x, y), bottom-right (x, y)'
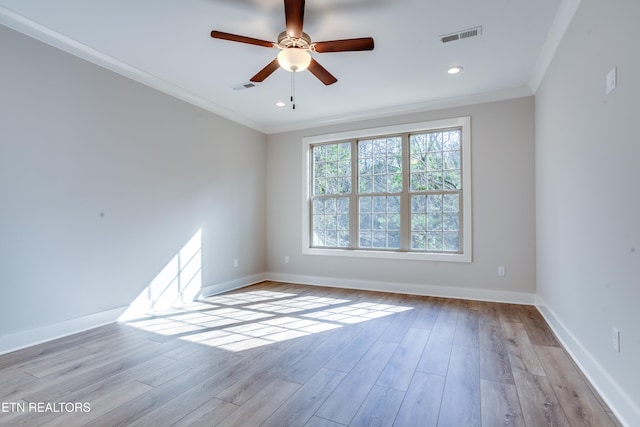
top-left (291, 70), bottom-right (296, 110)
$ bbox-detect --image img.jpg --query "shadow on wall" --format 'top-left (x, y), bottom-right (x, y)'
top-left (119, 229), bottom-right (202, 321)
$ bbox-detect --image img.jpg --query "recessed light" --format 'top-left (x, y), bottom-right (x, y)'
top-left (447, 66), bottom-right (464, 75)
top-left (275, 101), bottom-right (286, 107)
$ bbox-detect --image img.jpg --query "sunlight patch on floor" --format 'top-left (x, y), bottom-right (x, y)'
top-left (125, 289), bottom-right (413, 352)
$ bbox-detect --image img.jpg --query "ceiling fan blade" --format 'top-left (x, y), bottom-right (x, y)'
top-left (211, 31), bottom-right (274, 48)
top-left (307, 58), bottom-right (337, 86)
top-left (284, 0), bottom-right (305, 38)
top-left (250, 58), bottom-right (281, 82)
top-left (314, 37), bottom-right (375, 53)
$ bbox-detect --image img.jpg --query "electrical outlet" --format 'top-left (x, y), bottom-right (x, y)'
top-left (498, 266), bottom-right (506, 277)
top-left (233, 259), bottom-right (238, 268)
top-left (285, 256), bottom-right (290, 264)
top-left (612, 328), bottom-right (620, 352)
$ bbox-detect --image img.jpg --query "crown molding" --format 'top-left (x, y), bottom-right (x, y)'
top-left (0, 6), bottom-right (267, 133)
top-left (265, 86), bottom-right (533, 135)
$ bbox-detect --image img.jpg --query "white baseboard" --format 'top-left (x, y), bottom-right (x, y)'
top-left (198, 273), bottom-right (268, 298)
top-left (0, 273), bottom-right (533, 358)
top-left (0, 306), bottom-right (127, 356)
top-left (536, 297), bottom-right (639, 427)
top-left (265, 272), bottom-right (536, 305)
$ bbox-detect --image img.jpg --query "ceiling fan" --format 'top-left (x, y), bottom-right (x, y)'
top-left (211, 0), bottom-right (374, 86)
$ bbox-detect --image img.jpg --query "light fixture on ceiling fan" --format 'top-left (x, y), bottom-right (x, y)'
top-left (277, 48), bottom-right (311, 72)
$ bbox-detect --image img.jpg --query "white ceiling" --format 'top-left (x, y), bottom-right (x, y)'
top-left (0, 0), bottom-right (576, 134)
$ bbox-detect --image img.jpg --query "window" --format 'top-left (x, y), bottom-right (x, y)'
top-left (303, 117), bottom-right (471, 262)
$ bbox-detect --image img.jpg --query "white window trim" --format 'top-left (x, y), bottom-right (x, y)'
top-left (302, 117), bottom-right (472, 262)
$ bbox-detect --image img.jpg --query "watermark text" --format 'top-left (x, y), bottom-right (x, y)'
top-left (1, 401), bottom-right (91, 413)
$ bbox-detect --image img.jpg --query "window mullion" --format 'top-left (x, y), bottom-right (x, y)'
top-left (349, 140), bottom-right (358, 249)
top-left (400, 133), bottom-right (410, 251)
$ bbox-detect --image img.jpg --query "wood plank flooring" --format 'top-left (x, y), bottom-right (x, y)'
top-left (0, 281), bottom-right (622, 426)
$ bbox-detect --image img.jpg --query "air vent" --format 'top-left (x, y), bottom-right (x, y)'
top-left (439, 26), bottom-right (482, 44)
top-left (231, 82), bottom-right (260, 91)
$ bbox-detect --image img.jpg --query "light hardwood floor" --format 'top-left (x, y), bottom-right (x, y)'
top-left (0, 281), bottom-right (621, 426)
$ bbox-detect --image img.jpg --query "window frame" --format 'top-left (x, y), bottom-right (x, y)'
top-left (302, 117), bottom-right (472, 262)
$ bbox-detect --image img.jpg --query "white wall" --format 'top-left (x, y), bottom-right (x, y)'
top-left (266, 97), bottom-right (536, 303)
top-left (0, 25), bottom-right (267, 347)
top-left (535, 0), bottom-right (640, 424)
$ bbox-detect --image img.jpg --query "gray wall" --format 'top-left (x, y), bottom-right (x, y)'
top-left (0, 25), bottom-right (267, 338)
top-left (266, 97), bottom-right (536, 301)
top-left (535, 0), bottom-right (640, 424)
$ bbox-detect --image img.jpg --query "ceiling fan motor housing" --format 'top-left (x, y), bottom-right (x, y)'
top-left (277, 31), bottom-right (312, 50)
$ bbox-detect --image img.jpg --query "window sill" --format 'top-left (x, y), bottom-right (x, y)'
top-left (302, 247), bottom-right (472, 263)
